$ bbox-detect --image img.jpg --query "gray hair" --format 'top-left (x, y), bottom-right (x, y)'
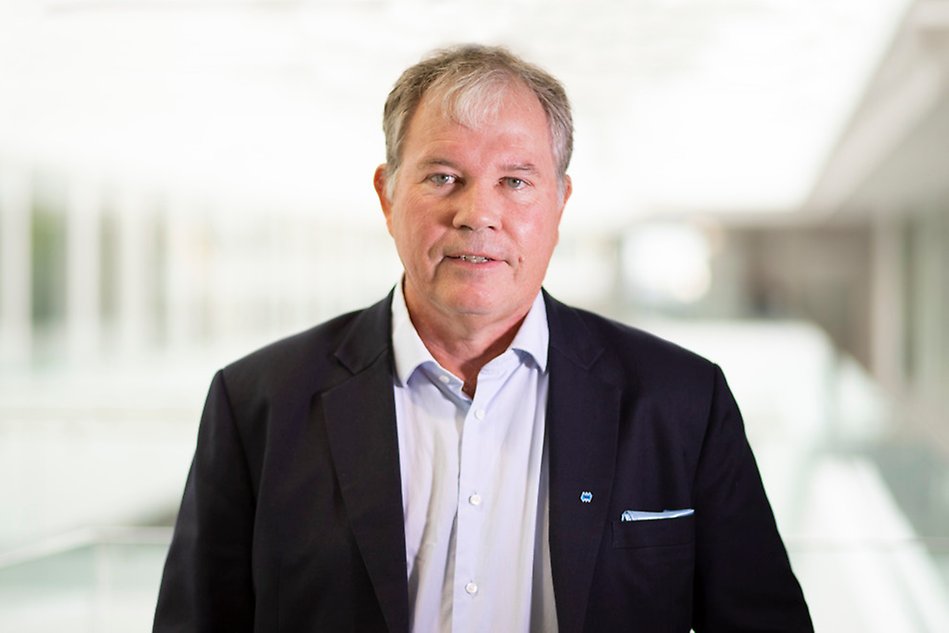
top-left (381, 44), bottom-right (573, 196)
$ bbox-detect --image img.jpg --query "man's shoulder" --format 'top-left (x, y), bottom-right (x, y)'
top-left (548, 297), bottom-right (713, 367)
top-left (218, 295), bottom-right (390, 398)
top-left (231, 312), bottom-right (355, 366)
top-left (548, 300), bottom-right (726, 425)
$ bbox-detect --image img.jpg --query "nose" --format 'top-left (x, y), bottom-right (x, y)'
top-left (451, 183), bottom-right (500, 231)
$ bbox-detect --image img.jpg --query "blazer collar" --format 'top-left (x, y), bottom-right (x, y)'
top-left (333, 291), bottom-right (394, 375)
top-left (544, 291), bottom-right (623, 633)
top-left (544, 289), bottom-right (604, 371)
top-left (322, 289), bottom-right (411, 633)
top-left (324, 290), bottom-right (623, 633)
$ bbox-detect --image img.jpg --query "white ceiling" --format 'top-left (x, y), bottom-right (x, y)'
top-left (806, 0), bottom-right (949, 215)
top-left (0, 0), bottom-right (911, 231)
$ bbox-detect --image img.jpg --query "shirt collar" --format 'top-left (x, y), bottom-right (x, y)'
top-left (390, 280), bottom-right (549, 387)
top-left (391, 280), bottom-right (438, 387)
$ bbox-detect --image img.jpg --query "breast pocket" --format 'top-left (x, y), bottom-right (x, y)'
top-left (611, 514), bottom-right (695, 549)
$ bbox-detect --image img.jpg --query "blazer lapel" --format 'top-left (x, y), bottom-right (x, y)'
top-left (544, 294), bottom-right (622, 633)
top-left (321, 295), bottom-right (410, 633)
top-left (317, 292), bottom-right (622, 633)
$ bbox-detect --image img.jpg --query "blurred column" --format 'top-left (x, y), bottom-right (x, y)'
top-left (286, 212), bottom-right (312, 330)
top-left (870, 214), bottom-right (905, 391)
top-left (163, 194), bottom-right (197, 351)
top-left (205, 211), bottom-right (230, 346)
top-left (0, 163), bottom-right (32, 364)
top-left (913, 209), bottom-right (944, 400)
top-left (116, 187), bottom-right (150, 355)
top-left (311, 219), bottom-right (332, 321)
top-left (65, 175), bottom-right (101, 360)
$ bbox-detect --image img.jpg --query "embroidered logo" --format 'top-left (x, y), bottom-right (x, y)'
top-left (579, 491), bottom-right (593, 503)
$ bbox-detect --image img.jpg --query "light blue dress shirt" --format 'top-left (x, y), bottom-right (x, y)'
top-left (391, 282), bottom-right (558, 633)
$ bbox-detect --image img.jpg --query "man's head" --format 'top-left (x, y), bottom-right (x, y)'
top-left (374, 45), bottom-right (574, 336)
top-left (381, 45), bottom-right (574, 198)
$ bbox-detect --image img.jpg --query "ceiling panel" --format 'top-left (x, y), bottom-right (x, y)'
top-left (0, 0), bottom-right (912, 229)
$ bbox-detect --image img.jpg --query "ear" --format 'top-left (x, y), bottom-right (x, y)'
top-left (551, 175), bottom-right (572, 247)
top-left (373, 164), bottom-right (395, 234)
top-left (557, 174), bottom-right (572, 221)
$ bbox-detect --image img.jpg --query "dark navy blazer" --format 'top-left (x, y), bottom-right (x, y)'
top-left (154, 291), bottom-right (813, 632)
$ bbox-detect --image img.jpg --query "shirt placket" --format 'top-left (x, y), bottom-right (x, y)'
top-left (450, 358), bottom-right (510, 632)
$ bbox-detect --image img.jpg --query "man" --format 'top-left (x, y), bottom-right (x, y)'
top-left (154, 45), bottom-right (812, 632)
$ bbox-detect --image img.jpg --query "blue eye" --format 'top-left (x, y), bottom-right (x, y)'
top-left (504, 177), bottom-right (527, 190)
top-left (429, 174), bottom-right (457, 186)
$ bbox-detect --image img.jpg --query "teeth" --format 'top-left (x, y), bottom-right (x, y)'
top-left (460, 255), bottom-right (490, 263)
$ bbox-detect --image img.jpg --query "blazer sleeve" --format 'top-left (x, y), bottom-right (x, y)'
top-left (691, 365), bottom-right (813, 632)
top-left (153, 370), bottom-right (256, 633)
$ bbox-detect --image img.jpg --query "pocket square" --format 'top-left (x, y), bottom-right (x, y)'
top-left (620, 508), bottom-right (694, 522)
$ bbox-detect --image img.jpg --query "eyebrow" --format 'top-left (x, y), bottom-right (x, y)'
top-left (414, 157), bottom-right (541, 175)
top-left (416, 158), bottom-right (460, 170)
top-left (501, 162), bottom-right (539, 174)
top-left (417, 157), bottom-right (537, 173)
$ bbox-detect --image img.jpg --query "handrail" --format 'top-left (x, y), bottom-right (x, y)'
top-left (0, 525), bottom-right (172, 570)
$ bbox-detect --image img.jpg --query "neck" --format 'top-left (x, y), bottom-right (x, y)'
top-left (404, 295), bottom-right (530, 397)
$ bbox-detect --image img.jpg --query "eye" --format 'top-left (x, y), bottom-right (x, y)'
top-left (503, 177), bottom-right (528, 190)
top-left (428, 173), bottom-right (458, 187)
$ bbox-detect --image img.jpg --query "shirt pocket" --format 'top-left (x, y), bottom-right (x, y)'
top-left (610, 513), bottom-right (695, 549)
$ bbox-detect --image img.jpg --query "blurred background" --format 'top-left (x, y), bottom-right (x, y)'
top-left (1, 0), bottom-right (948, 630)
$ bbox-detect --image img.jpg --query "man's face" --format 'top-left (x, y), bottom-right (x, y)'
top-left (375, 84), bottom-right (571, 330)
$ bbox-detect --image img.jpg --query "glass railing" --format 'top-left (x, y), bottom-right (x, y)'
top-left (1, 530), bottom-right (946, 632)
top-left (1, 318), bottom-right (946, 631)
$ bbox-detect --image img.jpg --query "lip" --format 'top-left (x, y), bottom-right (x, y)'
top-left (445, 252), bottom-right (502, 264)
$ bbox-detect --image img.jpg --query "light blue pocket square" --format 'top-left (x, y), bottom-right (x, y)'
top-left (620, 508), bottom-right (694, 522)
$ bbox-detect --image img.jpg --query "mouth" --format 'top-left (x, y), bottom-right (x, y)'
top-left (450, 254), bottom-right (496, 264)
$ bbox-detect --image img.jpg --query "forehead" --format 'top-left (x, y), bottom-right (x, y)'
top-left (403, 84), bottom-right (555, 164)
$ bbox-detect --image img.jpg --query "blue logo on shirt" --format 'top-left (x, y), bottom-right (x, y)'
top-left (580, 491), bottom-right (593, 503)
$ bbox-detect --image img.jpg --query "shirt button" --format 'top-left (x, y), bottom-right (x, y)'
top-left (438, 375), bottom-right (450, 384)
top-left (474, 408), bottom-right (486, 420)
top-left (468, 493), bottom-right (482, 506)
top-left (465, 582), bottom-right (479, 596)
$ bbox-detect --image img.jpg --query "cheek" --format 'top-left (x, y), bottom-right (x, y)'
top-left (517, 213), bottom-right (559, 248)
top-left (393, 218), bottom-right (436, 266)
